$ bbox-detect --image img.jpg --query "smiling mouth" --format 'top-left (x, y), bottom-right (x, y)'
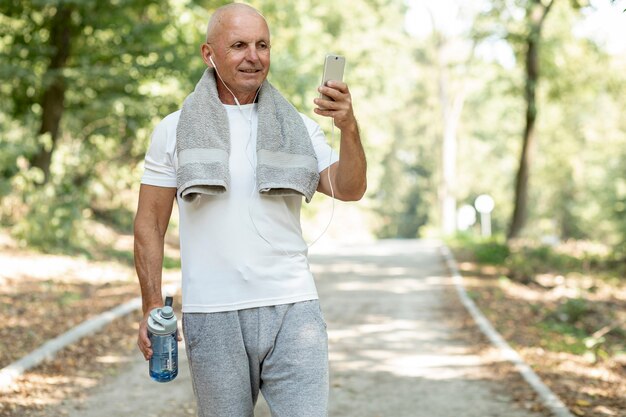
top-left (239, 69), bottom-right (261, 74)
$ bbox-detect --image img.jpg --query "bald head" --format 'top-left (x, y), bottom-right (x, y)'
top-left (200, 2), bottom-right (271, 105)
top-left (206, 3), bottom-right (268, 43)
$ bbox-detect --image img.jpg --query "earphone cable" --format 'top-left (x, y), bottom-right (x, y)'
top-left (211, 57), bottom-right (335, 255)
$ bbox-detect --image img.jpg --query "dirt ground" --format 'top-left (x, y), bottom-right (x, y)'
top-left (1, 239), bottom-right (560, 417)
top-left (455, 259), bottom-right (626, 417)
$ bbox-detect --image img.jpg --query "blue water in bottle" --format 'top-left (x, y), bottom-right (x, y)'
top-left (147, 297), bottom-right (178, 383)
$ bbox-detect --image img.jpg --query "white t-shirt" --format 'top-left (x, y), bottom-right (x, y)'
top-left (141, 104), bottom-right (338, 313)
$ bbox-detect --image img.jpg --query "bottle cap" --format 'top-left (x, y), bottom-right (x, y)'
top-left (161, 306), bottom-right (174, 319)
top-left (147, 306), bottom-right (177, 335)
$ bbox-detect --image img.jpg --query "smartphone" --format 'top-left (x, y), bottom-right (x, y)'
top-left (319, 54), bottom-right (345, 101)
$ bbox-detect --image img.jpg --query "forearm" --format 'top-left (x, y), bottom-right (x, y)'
top-left (334, 123), bottom-right (367, 201)
top-left (314, 81), bottom-right (367, 201)
top-left (134, 223), bottom-right (166, 314)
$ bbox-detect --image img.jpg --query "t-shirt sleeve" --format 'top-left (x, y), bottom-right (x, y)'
top-left (141, 116), bottom-right (177, 188)
top-left (300, 114), bottom-right (339, 173)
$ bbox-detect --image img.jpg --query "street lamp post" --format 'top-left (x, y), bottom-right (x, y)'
top-left (474, 194), bottom-right (495, 237)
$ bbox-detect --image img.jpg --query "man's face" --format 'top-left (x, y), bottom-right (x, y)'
top-left (206, 11), bottom-right (270, 100)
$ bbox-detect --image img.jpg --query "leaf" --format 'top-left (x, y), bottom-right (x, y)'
top-left (576, 399), bottom-right (591, 407)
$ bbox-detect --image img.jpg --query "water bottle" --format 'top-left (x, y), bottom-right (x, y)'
top-left (147, 296), bottom-right (178, 382)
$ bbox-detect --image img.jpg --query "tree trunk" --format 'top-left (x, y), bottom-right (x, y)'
top-left (436, 43), bottom-right (457, 237)
top-left (427, 8), bottom-right (473, 237)
top-left (30, 4), bottom-right (73, 183)
top-left (507, 0), bottom-right (554, 240)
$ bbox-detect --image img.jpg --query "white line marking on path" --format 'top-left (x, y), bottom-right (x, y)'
top-left (0, 283), bottom-right (178, 392)
top-left (440, 244), bottom-right (575, 417)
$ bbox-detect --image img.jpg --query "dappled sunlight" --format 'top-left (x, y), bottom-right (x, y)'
top-left (1, 373), bottom-right (98, 408)
top-left (539, 351), bottom-right (623, 383)
top-left (382, 354), bottom-right (487, 379)
top-left (333, 278), bottom-right (430, 294)
top-left (458, 262), bottom-right (505, 277)
top-left (0, 276), bottom-right (141, 367)
top-left (329, 317), bottom-right (494, 380)
top-left (329, 319), bottom-right (438, 341)
top-left (1, 0), bottom-right (623, 412)
top-left (310, 239), bottom-right (443, 257)
top-left (464, 271), bottom-right (626, 306)
top-left (311, 262), bottom-right (413, 277)
top-left (95, 355), bottom-right (134, 364)
top-left (93, 284), bottom-right (139, 297)
top-left (455, 249), bottom-right (626, 415)
top-left (520, 346), bottom-right (626, 414)
top-left (311, 240), bottom-right (566, 415)
top-left (0, 250), bottom-right (135, 284)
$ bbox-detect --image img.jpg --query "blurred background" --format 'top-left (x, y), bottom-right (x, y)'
top-left (1, 0), bottom-right (626, 253)
top-left (1, 1), bottom-right (626, 415)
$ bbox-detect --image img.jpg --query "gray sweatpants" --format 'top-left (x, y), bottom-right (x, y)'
top-left (183, 300), bottom-right (329, 417)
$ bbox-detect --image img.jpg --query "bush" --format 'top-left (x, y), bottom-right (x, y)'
top-left (447, 234), bottom-right (510, 264)
top-left (474, 241), bottom-right (510, 265)
top-left (554, 297), bottom-right (591, 324)
top-left (504, 245), bottom-right (597, 283)
top-left (504, 251), bottom-right (537, 283)
top-left (9, 170), bottom-right (90, 254)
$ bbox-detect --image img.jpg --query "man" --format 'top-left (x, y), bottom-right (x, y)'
top-left (134, 3), bottom-right (366, 416)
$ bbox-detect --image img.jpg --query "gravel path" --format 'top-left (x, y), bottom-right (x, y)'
top-left (53, 239), bottom-right (547, 417)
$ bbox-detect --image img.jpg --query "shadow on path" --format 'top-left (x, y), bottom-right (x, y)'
top-left (48, 239), bottom-right (547, 417)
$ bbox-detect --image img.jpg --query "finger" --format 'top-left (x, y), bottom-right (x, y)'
top-left (314, 107), bottom-right (339, 118)
top-left (139, 326), bottom-right (151, 347)
top-left (314, 98), bottom-right (340, 111)
top-left (325, 80), bottom-right (348, 92)
top-left (137, 322), bottom-right (153, 360)
top-left (317, 86), bottom-right (344, 102)
top-left (137, 338), bottom-right (153, 360)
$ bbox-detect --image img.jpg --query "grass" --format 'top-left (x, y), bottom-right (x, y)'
top-left (447, 233), bottom-right (625, 359)
top-left (58, 290), bottom-right (84, 306)
top-left (102, 248), bottom-right (181, 269)
top-left (537, 321), bottom-right (588, 355)
top-left (449, 235), bottom-right (626, 415)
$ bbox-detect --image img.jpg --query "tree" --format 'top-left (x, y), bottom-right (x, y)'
top-left (0, 0), bottom-right (222, 249)
top-left (0, 0), bottom-right (215, 184)
top-left (426, 8), bottom-right (477, 237)
top-left (1, 0), bottom-right (411, 249)
top-left (508, 0), bottom-right (555, 239)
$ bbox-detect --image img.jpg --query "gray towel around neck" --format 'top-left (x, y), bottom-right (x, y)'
top-left (176, 68), bottom-right (320, 203)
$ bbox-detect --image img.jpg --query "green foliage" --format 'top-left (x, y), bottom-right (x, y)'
top-left (448, 234), bottom-right (510, 264)
top-left (100, 247), bottom-right (181, 270)
top-left (537, 320), bottom-right (588, 355)
top-left (101, 248), bottom-right (135, 266)
top-left (505, 244), bottom-right (608, 282)
top-left (10, 173), bottom-right (90, 253)
top-left (58, 290), bottom-right (83, 306)
top-left (0, 0), bottom-right (216, 251)
top-left (163, 255), bottom-right (182, 270)
top-left (0, 0), bottom-right (412, 252)
top-left (457, 1), bottom-right (626, 252)
top-left (553, 297), bottom-right (591, 324)
top-left (538, 297), bottom-right (595, 355)
top-left (451, 233), bottom-right (618, 284)
top-left (1, 0), bottom-right (626, 259)
top-left (474, 241), bottom-right (510, 265)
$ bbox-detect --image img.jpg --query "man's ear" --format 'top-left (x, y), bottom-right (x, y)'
top-left (201, 43), bottom-right (212, 66)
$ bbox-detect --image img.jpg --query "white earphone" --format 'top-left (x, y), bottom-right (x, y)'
top-left (210, 55), bottom-right (243, 107)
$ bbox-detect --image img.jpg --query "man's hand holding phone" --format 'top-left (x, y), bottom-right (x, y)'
top-left (315, 81), bottom-right (357, 133)
top-left (314, 55), bottom-right (357, 132)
